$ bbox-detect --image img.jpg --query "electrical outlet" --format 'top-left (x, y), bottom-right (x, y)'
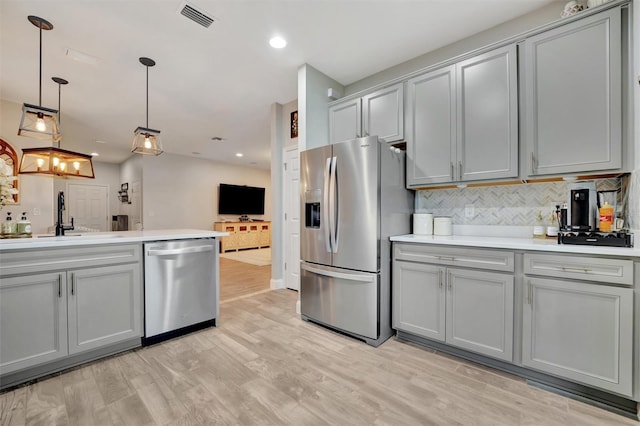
top-left (33, 207), bottom-right (41, 216)
top-left (465, 204), bottom-right (474, 218)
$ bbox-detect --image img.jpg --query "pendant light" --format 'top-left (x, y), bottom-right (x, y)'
top-left (17, 16), bottom-right (61, 142)
top-left (131, 57), bottom-right (163, 155)
top-left (18, 77), bottom-right (95, 179)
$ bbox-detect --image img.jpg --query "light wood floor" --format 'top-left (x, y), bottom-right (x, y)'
top-left (1, 291), bottom-right (637, 424)
top-left (219, 257), bottom-right (271, 303)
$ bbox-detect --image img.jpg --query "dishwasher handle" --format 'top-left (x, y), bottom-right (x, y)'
top-left (147, 245), bottom-right (214, 256)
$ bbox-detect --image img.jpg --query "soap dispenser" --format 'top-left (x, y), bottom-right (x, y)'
top-left (17, 212), bottom-right (32, 237)
top-left (2, 212), bottom-right (16, 237)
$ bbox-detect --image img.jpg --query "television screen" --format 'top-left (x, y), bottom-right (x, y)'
top-left (218, 184), bottom-right (265, 215)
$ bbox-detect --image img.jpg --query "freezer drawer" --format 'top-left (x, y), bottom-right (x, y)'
top-left (301, 263), bottom-right (378, 340)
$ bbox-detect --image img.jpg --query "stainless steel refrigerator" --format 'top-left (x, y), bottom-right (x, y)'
top-left (300, 136), bottom-right (413, 346)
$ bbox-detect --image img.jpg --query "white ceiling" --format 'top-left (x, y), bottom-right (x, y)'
top-left (0, 0), bottom-right (560, 169)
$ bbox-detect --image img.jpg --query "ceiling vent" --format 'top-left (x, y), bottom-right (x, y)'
top-left (178, 1), bottom-right (215, 28)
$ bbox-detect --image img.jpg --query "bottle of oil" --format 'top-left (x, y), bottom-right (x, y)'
top-left (599, 202), bottom-right (614, 232)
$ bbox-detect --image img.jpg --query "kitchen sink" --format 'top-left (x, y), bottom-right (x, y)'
top-left (36, 233), bottom-right (125, 239)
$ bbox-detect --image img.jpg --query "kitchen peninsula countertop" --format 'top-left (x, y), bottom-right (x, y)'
top-left (0, 229), bottom-right (228, 251)
top-left (390, 234), bottom-right (640, 257)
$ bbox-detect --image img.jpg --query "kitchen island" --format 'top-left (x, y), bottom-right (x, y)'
top-left (0, 229), bottom-right (227, 390)
top-left (390, 233), bottom-right (640, 418)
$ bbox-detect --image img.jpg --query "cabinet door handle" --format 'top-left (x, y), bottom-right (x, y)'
top-left (71, 273), bottom-right (75, 296)
top-left (530, 152), bottom-right (535, 174)
top-left (58, 274), bottom-right (62, 298)
top-left (438, 269), bottom-right (443, 289)
top-left (450, 162), bottom-right (454, 180)
top-left (527, 280), bottom-right (532, 305)
top-left (458, 161), bottom-right (462, 181)
top-left (447, 271), bottom-right (452, 291)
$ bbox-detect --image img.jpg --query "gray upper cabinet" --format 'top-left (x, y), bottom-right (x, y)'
top-left (406, 65), bottom-right (456, 186)
top-left (457, 45), bottom-right (518, 182)
top-left (329, 83), bottom-right (404, 144)
top-left (522, 7), bottom-right (622, 176)
top-left (362, 83), bottom-right (404, 143)
top-left (0, 272), bottom-right (68, 375)
top-left (406, 44), bottom-right (518, 188)
top-left (329, 98), bottom-right (361, 144)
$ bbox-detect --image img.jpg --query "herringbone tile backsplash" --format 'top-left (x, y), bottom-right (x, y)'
top-left (416, 177), bottom-right (624, 227)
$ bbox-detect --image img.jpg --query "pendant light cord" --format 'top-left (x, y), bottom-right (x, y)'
top-left (146, 65), bottom-right (149, 128)
top-left (57, 81), bottom-right (61, 148)
top-left (38, 24), bottom-right (42, 106)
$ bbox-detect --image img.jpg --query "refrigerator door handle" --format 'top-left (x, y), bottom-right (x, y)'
top-left (323, 157), bottom-right (332, 253)
top-left (301, 263), bottom-right (375, 283)
top-left (329, 156), bottom-right (339, 253)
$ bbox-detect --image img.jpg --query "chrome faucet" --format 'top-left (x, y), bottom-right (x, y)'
top-left (55, 191), bottom-right (75, 236)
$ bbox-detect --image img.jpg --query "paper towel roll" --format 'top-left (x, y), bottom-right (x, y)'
top-left (433, 217), bottom-right (453, 236)
top-left (413, 213), bottom-right (433, 235)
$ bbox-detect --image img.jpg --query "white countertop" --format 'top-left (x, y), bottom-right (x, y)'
top-left (390, 234), bottom-right (640, 258)
top-left (0, 229), bottom-right (228, 251)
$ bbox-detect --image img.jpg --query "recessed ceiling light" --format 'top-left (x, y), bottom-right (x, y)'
top-left (95, 140), bottom-right (107, 144)
top-left (90, 152), bottom-right (99, 156)
top-left (235, 153), bottom-right (243, 157)
top-left (269, 36), bottom-right (287, 49)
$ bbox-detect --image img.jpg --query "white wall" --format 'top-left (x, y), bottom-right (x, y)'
top-left (119, 154), bottom-right (143, 229)
top-left (0, 99), bottom-right (54, 234)
top-left (346, 2), bottom-right (564, 95)
top-left (297, 64), bottom-right (343, 151)
top-left (141, 152), bottom-right (271, 230)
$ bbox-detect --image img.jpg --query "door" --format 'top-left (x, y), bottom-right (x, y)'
top-left (300, 144), bottom-right (332, 266)
top-left (522, 277), bottom-right (632, 396)
top-left (284, 146), bottom-right (300, 291)
top-left (406, 65), bottom-right (456, 186)
top-left (0, 272), bottom-right (68, 375)
top-left (446, 268), bottom-right (514, 361)
top-left (329, 98), bottom-right (361, 144)
top-left (457, 44), bottom-right (518, 181)
top-left (300, 263), bottom-right (378, 339)
top-left (67, 263), bottom-right (142, 355)
top-left (362, 83), bottom-right (404, 143)
top-left (332, 137), bottom-right (379, 272)
top-left (67, 183), bottom-right (108, 231)
top-left (523, 8), bottom-right (622, 176)
top-left (392, 261), bottom-right (445, 342)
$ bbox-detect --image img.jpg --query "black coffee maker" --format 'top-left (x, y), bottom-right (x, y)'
top-left (567, 182), bottom-right (596, 231)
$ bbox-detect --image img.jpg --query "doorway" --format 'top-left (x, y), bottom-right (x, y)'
top-left (284, 146), bottom-right (300, 291)
top-left (67, 183), bottom-right (109, 231)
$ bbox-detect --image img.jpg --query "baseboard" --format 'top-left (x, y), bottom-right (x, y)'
top-left (270, 278), bottom-right (284, 289)
top-left (296, 299), bottom-right (301, 315)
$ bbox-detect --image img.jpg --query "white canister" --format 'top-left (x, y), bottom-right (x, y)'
top-left (433, 217), bottom-right (453, 236)
top-left (413, 213), bottom-right (433, 235)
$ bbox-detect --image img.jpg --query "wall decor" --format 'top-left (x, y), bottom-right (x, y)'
top-left (290, 110), bottom-right (298, 139)
top-left (0, 138), bottom-right (19, 204)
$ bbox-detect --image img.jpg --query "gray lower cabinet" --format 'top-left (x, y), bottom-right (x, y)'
top-left (0, 272), bottom-right (68, 375)
top-left (393, 255), bottom-right (514, 362)
top-left (522, 7), bottom-right (623, 176)
top-left (406, 44), bottom-right (517, 187)
top-left (67, 263), bottom-right (142, 355)
top-left (522, 276), bottom-right (633, 397)
top-left (0, 244), bottom-right (143, 382)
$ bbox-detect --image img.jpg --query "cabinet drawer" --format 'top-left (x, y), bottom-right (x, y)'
top-left (0, 244), bottom-right (142, 278)
top-left (394, 243), bottom-right (514, 272)
top-left (523, 253), bottom-right (633, 286)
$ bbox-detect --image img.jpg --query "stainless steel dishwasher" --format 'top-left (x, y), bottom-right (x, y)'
top-left (143, 238), bottom-right (218, 345)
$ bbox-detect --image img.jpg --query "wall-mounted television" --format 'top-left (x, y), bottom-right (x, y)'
top-left (218, 184), bottom-right (265, 215)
